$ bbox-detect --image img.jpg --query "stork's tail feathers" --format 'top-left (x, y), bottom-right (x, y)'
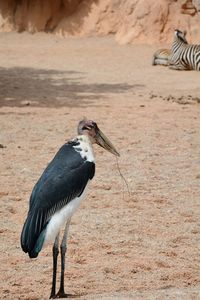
top-left (20, 214), bottom-right (47, 258)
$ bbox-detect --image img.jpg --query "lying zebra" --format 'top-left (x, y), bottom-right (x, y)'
top-left (169, 29), bottom-right (200, 71)
top-left (152, 30), bottom-right (187, 67)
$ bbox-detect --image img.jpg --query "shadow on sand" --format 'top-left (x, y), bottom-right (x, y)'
top-left (0, 67), bottom-right (144, 108)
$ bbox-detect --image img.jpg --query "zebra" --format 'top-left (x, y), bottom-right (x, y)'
top-left (169, 29), bottom-right (200, 71)
top-left (152, 48), bottom-right (172, 66)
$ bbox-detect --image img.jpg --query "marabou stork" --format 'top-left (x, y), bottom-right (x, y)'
top-left (21, 119), bottom-right (119, 299)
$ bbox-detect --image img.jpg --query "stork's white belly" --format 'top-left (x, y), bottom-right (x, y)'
top-left (44, 187), bottom-right (88, 246)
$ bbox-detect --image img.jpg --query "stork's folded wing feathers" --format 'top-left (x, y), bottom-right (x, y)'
top-left (21, 142), bottom-right (95, 257)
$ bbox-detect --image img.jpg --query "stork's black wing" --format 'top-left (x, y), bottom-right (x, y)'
top-left (21, 141), bottom-right (95, 257)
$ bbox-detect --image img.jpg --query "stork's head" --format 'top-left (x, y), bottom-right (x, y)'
top-left (78, 119), bottom-right (120, 157)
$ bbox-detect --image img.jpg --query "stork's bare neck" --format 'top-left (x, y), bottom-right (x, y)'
top-left (73, 135), bottom-right (95, 162)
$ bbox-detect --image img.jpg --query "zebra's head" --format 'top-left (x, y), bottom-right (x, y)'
top-left (174, 29), bottom-right (188, 44)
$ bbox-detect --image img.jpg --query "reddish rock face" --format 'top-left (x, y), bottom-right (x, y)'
top-left (0, 0), bottom-right (200, 44)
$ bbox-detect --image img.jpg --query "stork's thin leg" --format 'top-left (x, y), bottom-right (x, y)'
top-left (56, 220), bottom-right (71, 298)
top-left (50, 234), bottom-right (59, 299)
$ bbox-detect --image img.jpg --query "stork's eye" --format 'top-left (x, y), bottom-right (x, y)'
top-left (82, 124), bottom-right (93, 130)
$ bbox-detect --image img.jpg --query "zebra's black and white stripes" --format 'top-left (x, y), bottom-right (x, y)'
top-left (169, 29), bottom-right (200, 71)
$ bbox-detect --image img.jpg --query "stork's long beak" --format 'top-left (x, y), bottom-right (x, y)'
top-left (96, 128), bottom-right (120, 157)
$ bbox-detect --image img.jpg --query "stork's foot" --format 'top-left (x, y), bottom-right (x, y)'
top-left (51, 291), bottom-right (76, 298)
top-left (55, 293), bottom-right (70, 298)
top-left (49, 290), bottom-right (57, 299)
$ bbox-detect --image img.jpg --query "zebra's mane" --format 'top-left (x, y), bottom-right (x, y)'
top-left (176, 30), bottom-right (188, 44)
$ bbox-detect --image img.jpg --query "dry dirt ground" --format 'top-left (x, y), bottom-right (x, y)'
top-left (0, 33), bottom-right (200, 300)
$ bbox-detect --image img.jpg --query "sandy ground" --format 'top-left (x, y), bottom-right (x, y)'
top-left (0, 32), bottom-right (200, 300)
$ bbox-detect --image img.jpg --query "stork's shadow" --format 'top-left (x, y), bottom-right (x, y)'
top-left (0, 67), bottom-right (143, 108)
top-left (51, 292), bottom-right (86, 299)
top-left (51, 293), bottom-right (81, 299)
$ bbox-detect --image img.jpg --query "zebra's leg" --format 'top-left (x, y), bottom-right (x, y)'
top-left (49, 233), bottom-right (60, 299)
top-left (152, 55), bottom-right (156, 65)
top-left (169, 64), bottom-right (188, 70)
top-left (154, 58), bottom-right (169, 66)
top-left (55, 219), bottom-right (71, 298)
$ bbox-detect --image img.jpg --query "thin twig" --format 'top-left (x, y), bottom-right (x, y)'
top-left (116, 157), bottom-right (131, 198)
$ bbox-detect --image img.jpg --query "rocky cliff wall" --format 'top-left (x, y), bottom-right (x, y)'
top-left (0, 0), bottom-right (200, 44)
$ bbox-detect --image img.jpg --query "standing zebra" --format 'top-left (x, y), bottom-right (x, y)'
top-left (169, 29), bottom-right (200, 71)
